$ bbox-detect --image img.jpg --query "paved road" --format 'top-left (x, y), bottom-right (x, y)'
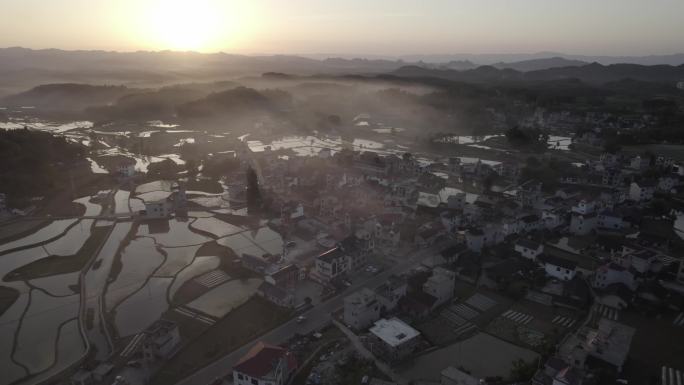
top-left (175, 244), bottom-right (446, 385)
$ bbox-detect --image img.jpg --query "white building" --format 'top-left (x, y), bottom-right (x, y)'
top-left (117, 159), bottom-right (136, 178)
top-left (233, 342), bottom-right (297, 385)
top-left (368, 317), bottom-right (421, 361)
top-left (314, 247), bottom-right (349, 281)
top-left (624, 249), bottom-right (659, 275)
top-left (465, 225), bottom-right (503, 253)
top-left (541, 254), bottom-right (577, 281)
top-left (344, 288), bottom-right (381, 330)
top-left (629, 181), bottom-right (656, 202)
top-left (143, 199), bottom-right (174, 218)
top-left (593, 263), bottom-right (636, 290)
top-left (422, 267), bottom-right (456, 308)
top-left (515, 238), bottom-right (544, 261)
top-left (135, 180), bottom-right (187, 218)
top-left (375, 275), bottom-right (408, 313)
top-left (572, 199), bottom-right (596, 215)
top-left (141, 319), bottom-right (181, 364)
top-left (570, 212), bottom-right (597, 235)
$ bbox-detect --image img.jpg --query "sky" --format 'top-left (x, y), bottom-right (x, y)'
top-left (1, 0), bottom-right (683, 56)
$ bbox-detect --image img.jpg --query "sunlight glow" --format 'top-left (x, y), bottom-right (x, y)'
top-left (137, 0), bottom-right (245, 52)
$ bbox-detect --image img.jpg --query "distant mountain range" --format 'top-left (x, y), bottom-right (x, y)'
top-left (391, 62), bottom-right (684, 85)
top-left (398, 52), bottom-right (684, 66)
top-left (1, 47), bottom-right (684, 97)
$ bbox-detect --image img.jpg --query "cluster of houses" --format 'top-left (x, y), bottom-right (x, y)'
top-left (65, 131), bottom-right (684, 384)
top-left (339, 267), bottom-right (456, 363)
top-left (521, 108), bottom-right (656, 133)
top-left (238, 139), bottom-right (684, 383)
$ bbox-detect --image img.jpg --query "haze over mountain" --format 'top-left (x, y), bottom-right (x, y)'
top-left (2, 47), bottom-right (684, 97)
top-left (491, 57), bottom-right (589, 72)
top-left (391, 62), bottom-right (684, 85)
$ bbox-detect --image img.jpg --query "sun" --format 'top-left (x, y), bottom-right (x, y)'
top-left (141, 0), bottom-right (229, 52)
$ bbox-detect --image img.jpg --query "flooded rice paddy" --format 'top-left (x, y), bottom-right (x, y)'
top-left (0, 181), bottom-right (283, 384)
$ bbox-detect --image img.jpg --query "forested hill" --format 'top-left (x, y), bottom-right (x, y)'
top-left (0, 129), bottom-right (85, 205)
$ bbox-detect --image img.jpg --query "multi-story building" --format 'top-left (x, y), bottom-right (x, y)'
top-left (423, 267), bottom-right (455, 308)
top-left (515, 238), bottom-right (544, 261)
top-left (540, 254), bottom-right (577, 281)
top-left (314, 247), bottom-right (349, 282)
top-left (593, 263), bottom-right (636, 290)
top-left (628, 181), bottom-right (656, 202)
top-left (368, 318), bottom-right (421, 361)
top-left (140, 320), bottom-right (181, 364)
top-left (570, 212), bottom-right (597, 235)
top-left (375, 275), bottom-right (408, 313)
top-left (343, 288), bottom-right (381, 330)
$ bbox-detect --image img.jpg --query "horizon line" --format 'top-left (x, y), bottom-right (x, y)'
top-left (2, 46), bottom-right (684, 60)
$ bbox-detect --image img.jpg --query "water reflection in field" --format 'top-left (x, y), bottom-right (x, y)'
top-left (114, 277), bottom-right (173, 337)
top-left (0, 219), bottom-right (78, 253)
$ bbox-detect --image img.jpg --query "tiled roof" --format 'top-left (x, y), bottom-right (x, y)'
top-left (539, 254), bottom-right (578, 270)
top-left (234, 342), bottom-right (287, 378)
top-left (516, 238), bottom-right (541, 250)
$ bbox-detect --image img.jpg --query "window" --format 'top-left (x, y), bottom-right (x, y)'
top-left (238, 374), bottom-right (244, 380)
top-left (251, 379), bottom-right (258, 385)
top-left (556, 267), bottom-right (560, 272)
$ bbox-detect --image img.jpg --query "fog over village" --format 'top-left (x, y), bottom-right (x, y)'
top-left (1, 1), bottom-right (684, 385)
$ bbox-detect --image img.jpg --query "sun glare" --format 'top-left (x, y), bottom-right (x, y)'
top-left (140, 0), bottom-right (240, 52)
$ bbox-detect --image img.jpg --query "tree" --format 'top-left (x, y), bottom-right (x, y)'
top-left (185, 159), bottom-right (198, 177)
top-left (246, 166), bottom-right (262, 212)
top-left (482, 172), bottom-right (496, 192)
top-left (147, 159), bottom-right (180, 179)
top-left (603, 139), bottom-right (622, 154)
top-left (327, 114), bottom-right (341, 126)
top-left (510, 359), bottom-right (537, 381)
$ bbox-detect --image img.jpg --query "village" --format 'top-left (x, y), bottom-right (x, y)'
top-left (1, 117), bottom-right (679, 385)
top-left (1, 104), bottom-right (684, 385)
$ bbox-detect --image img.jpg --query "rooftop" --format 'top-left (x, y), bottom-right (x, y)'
top-left (369, 317), bottom-right (420, 347)
top-left (345, 288), bottom-right (377, 307)
top-left (539, 253), bottom-right (578, 270)
top-left (516, 238), bottom-right (541, 250)
top-left (233, 342), bottom-right (289, 378)
top-left (441, 366), bottom-right (480, 385)
top-left (316, 247), bottom-right (345, 263)
top-left (559, 319), bottom-right (635, 369)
